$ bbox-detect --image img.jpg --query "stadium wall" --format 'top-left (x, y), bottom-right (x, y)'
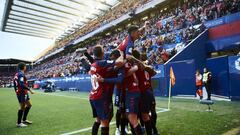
top-left (228, 55), bottom-right (240, 101)
top-left (206, 56), bottom-right (230, 97)
top-left (205, 12), bottom-right (240, 52)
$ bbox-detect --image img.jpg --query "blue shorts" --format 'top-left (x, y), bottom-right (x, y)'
top-left (125, 91), bottom-right (140, 114)
top-left (17, 94), bottom-right (30, 103)
top-left (114, 90), bottom-right (121, 107)
top-left (140, 89), bottom-right (155, 113)
top-left (90, 99), bottom-right (113, 120)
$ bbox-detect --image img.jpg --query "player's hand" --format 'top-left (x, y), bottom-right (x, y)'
top-left (30, 90), bottom-right (35, 94)
top-left (96, 76), bottom-right (104, 83)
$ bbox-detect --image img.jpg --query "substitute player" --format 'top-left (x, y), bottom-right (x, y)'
top-left (13, 62), bottom-right (34, 127)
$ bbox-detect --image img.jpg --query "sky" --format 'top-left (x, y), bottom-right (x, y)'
top-left (0, 0), bottom-right (54, 61)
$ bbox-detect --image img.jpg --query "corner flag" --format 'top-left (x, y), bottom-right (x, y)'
top-left (170, 67), bottom-right (175, 86)
top-left (168, 66), bottom-right (175, 110)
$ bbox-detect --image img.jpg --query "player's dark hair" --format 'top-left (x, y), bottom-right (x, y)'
top-left (141, 53), bottom-right (147, 61)
top-left (110, 49), bottom-right (121, 59)
top-left (128, 25), bottom-right (139, 34)
top-left (18, 62), bottom-right (26, 70)
top-left (93, 45), bottom-right (103, 58)
top-left (83, 52), bottom-right (94, 64)
top-left (132, 49), bottom-right (141, 60)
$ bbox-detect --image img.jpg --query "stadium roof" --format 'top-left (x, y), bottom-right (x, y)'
top-left (1, 0), bottom-right (120, 39)
top-left (0, 58), bottom-right (31, 64)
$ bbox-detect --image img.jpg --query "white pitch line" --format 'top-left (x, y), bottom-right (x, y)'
top-left (61, 121), bottom-right (116, 135)
top-left (60, 107), bottom-right (170, 135)
top-left (36, 91), bottom-right (89, 100)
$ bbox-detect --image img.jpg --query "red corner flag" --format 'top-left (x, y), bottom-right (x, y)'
top-left (170, 67), bottom-right (176, 86)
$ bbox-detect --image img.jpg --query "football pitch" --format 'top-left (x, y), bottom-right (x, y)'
top-left (0, 88), bottom-right (240, 135)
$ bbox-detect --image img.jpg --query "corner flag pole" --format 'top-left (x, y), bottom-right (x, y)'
top-left (168, 77), bottom-right (172, 110)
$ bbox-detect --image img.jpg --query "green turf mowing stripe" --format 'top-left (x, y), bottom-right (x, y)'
top-left (60, 107), bottom-right (170, 135)
top-left (35, 91), bottom-right (89, 100)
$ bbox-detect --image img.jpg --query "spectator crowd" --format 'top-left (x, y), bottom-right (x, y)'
top-left (26, 0), bottom-right (240, 79)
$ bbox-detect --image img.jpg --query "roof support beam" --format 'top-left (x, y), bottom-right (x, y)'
top-left (10, 14), bottom-right (67, 27)
top-left (1, 0), bottom-right (14, 31)
top-left (20, 0), bottom-right (80, 17)
top-left (6, 22), bottom-right (61, 33)
top-left (11, 9), bottom-right (69, 24)
top-left (6, 25), bottom-right (58, 35)
top-left (5, 29), bottom-right (52, 39)
top-left (44, 0), bottom-right (89, 13)
top-left (13, 4), bottom-right (75, 21)
top-left (7, 18), bottom-right (65, 30)
top-left (5, 27), bottom-right (53, 36)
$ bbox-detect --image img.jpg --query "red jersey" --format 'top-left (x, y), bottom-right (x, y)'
top-left (117, 35), bottom-right (134, 55)
top-left (106, 69), bottom-right (118, 98)
top-left (136, 69), bottom-right (154, 93)
top-left (89, 59), bottom-right (115, 100)
top-left (123, 63), bottom-right (140, 92)
top-left (13, 71), bottom-right (28, 95)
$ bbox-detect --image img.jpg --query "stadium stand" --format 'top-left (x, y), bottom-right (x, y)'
top-left (0, 59), bottom-right (31, 87)
top-left (27, 0), bottom-right (240, 79)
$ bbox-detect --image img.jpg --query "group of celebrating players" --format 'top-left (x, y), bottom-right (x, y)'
top-left (87, 22), bottom-right (160, 135)
top-left (12, 22), bottom-right (160, 135)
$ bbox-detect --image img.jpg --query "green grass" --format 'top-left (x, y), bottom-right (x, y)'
top-left (0, 88), bottom-right (240, 135)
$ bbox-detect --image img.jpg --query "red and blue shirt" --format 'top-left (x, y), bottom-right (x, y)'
top-left (117, 35), bottom-right (134, 55)
top-left (136, 69), bottom-right (154, 93)
top-left (123, 62), bottom-right (140, 92)
top-left (13, 71), bottom-right (29, 95)
top-left (89, 59), bottom-right (116, 100)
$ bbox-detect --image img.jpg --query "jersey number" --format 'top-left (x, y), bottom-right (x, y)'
top-left (91, 74), bottom-right (99, 90)
top-left (145, 71), bottom-right (150, 80)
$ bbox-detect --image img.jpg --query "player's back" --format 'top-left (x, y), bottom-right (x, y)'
top-left (89, 59), bottom-right (115, 100)
top-left (136, 69), bottom-right (152, 92)
top-left (13, 71), bottom-right (28, 95)
top-left (123, 62), bottom-right (139, 92)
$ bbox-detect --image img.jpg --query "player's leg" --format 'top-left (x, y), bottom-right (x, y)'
top-left (115, 90), bottom-right (121, 135)
top-left (140, 90), bottom-right (152, 135)
top-left (108, 100), bottom-right (114, 122)
top-left (90, 100), bottom-right (100, 135)
top-left (94, 99), bottom-right (111, 135)
top-left (23, 94), bottom-right (32, 124)
top-left (16, 94), bottom-right (27, 127)
top-left (100, 119), bottom-right (110, 135)
top-left (92, 118), bottom-right (101, 135)
top-left (120, 114), bottom-right (127, 135)
top-left (125, 92), bottom-right (142, 135)
top-left (115, 109), bottom-right (121, 135)
top-left (150, 93), bottom-right (159, 135)
top-left (120, 99), bottom-right (129, 135)
top-left (128, 113), bottom-right (142, 135)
